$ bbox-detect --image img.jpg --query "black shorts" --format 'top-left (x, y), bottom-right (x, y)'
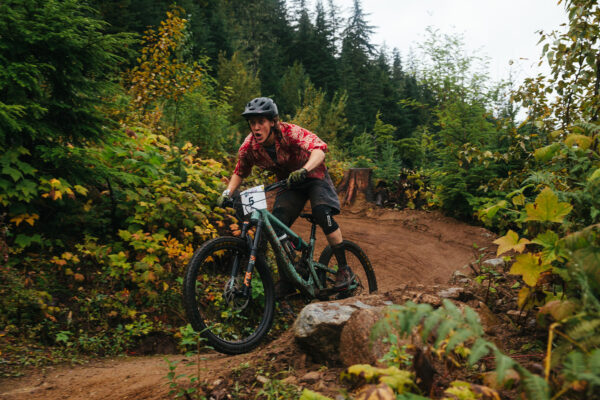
top-left (272, 171), bottom-right (340, 228)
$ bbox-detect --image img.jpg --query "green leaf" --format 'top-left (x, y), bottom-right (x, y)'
top-left (588, 168), bottom-right (600, 183)
top-left (532, 230), bottom-right (563, 262)
top-left (14, 234), bottom-right (43, 248)
top-left (2, 166), bottom-right (23, 182)
top-left (534, 143), bottom-right (560, 162)
top-left (525, 187), bottom-right (572, 223)
top-left (510, 253), bottom-right (551, 286)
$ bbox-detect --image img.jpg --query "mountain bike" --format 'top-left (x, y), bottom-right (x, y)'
top-left (183, 180), bottom-right (377, 354)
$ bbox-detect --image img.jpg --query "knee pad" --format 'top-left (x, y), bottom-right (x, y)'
top-left (312, 205), bottom-right (339, 235)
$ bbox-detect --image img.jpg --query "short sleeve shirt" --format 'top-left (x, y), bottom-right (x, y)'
top-left (233, 122), bottom-right (328, 181)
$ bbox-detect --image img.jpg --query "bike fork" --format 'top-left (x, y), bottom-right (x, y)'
top-left (242, 219), bottom-right (263, 297)
top-left (228, 221), bottom-right (251, 292)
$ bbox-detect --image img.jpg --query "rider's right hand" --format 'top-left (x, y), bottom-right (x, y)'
top-left (217, 189), bottom-right (232, 207)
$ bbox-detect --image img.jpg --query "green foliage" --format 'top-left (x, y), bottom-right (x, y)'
top-left (350, 132), bottom-right (376, 168)
top-left (256, 377), bottom-right (300, 400)
top-left (371, 300), bottom-right (551, 398)
top-left (216, 51), bottom-right (261, 130)
top-left (0, 0), bottom-right (132, 148)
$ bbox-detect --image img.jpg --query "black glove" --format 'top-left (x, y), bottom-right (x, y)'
top-left (216, 189), bottom-right (231, 207)
top-left (287, 168), bottom-right (307, 188)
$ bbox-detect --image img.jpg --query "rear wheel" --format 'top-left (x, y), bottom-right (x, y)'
top-left (183, 236), bottom-right (275, 354)
top-left (317, 240), bottom-right (377, 298)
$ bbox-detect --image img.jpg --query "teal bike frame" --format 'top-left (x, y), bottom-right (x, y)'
top-left (231, 182), bottom-right (337, 299)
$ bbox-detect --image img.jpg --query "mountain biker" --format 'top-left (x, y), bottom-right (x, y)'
top-left (217, 96), bottom-right (354, 298)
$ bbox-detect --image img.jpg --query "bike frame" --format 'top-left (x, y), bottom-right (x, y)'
top-left (234, 203), bottom-right (336, 299)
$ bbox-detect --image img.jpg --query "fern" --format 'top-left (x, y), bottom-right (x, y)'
top-left (566, 318), bottom-right (600, 351)
top-left (467, 338), bottom-right (491, 366)
top-left (520, 371), bottom-right (550, 400)
top-left (493, 349), bottom-right (516, 383)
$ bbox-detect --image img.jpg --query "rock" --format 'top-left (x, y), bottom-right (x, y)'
top-left (453, 270), bottom-right (469, 279)
top-left (451, 270), bottom-right (470, 284)
top-left (339, 308), bottom-right (387, 367)
top-left (437, 287), bottom-right (464, 300)
top-left (256, 375), bottom-right (270, 384)
top-left (299, 371), bottom-right (322, 383)
top-left (482, 369), bottom-right (520, 389)
top-left (476, 302), bottom-right (499, 335)
top-left (482, 258), bottom-right (505, 269)
top-left (507, 310), bottom-right (524, 318)
top-left (293, 297), bottom-right (383, 363)
top-left (385, 289), bottom-right (442, 307)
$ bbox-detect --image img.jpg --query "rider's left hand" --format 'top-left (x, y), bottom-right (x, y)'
top-left (287, 168), bottom-right (307, 188)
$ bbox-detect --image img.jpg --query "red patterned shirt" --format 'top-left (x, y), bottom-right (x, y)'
top-left (233, 122), bottom-right (328, 181)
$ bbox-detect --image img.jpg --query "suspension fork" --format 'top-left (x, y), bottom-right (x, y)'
top-left (228, 221), bottom-right (251, 291)
top-left (242, 219), bottom-right (263, 297)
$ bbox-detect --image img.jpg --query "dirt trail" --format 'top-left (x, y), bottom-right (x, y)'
top-left (0, 206), bottom-right (495, 400)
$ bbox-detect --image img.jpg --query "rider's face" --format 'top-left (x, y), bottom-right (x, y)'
top-left (248, 116), bottom-right (275, 145)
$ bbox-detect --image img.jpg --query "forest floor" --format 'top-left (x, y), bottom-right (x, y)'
top-left (0, 203), bottom-right (499, 400)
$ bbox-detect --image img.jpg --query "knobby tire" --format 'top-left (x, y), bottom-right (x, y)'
top-left (183, 236), bottom-right (275, 354)
top-left (318, 239), bottom-right (377, 296)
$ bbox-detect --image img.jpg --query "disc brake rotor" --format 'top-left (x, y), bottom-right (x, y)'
top-left (223, 278), bottom-right (250, 310)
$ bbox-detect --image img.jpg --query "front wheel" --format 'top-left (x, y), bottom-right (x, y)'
top-left (317, 240), bottom-right (377, 298)
top-left (183, 236), bottom-right (275, 354)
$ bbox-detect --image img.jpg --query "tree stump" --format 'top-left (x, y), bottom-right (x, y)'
top-left (337, 168), bottom-right (375, 207)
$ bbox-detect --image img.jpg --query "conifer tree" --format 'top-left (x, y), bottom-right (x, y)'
top-left (339, 0), bottom-right (377, 136)
top-left (311, 1), bottom-right (339, 93)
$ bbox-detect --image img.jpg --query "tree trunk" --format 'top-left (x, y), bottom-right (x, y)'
top-left (337, 168), bottom-right (375, 207)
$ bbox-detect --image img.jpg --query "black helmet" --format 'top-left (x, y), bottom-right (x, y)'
top-left (241, 97), bottom-right (278, 119)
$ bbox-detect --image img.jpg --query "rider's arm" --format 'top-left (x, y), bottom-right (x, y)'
top-left (225, 173), bottom-right (243, 195)
top-left (302, 149), bottom-right (325, 173)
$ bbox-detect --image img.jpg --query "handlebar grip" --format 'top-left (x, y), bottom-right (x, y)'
top-left (222, 197), bottom-right (234, 208)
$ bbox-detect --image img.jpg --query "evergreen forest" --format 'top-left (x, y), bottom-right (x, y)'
top-left (1, 0), bottom-right (600, 398)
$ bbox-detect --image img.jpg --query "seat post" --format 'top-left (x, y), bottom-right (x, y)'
top-left (310, 220), bottom-right (317, 241)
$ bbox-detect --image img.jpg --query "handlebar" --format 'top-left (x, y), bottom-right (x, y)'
top-left (264, 180), bottom-right (287, 192)
top-left (222, 180), bottom-right (288, 210)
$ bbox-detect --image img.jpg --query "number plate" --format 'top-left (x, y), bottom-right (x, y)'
top-left (240, 185), bottom-right (267, 215)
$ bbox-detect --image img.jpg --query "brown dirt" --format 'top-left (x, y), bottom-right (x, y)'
top-left (0, 205), bottom-right (496, 400)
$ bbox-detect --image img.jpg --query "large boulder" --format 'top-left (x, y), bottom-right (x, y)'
top-left (292, 296), bottom-right (389, 363)
top-left (339, 307), bottom-right (388, 367)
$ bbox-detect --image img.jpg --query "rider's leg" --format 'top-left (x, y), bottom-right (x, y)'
top-left (313, 206), bottom-right (354, 289)
top-left (272, 187), bottom-right (307, 299)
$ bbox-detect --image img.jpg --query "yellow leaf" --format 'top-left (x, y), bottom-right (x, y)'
top-left (9, 215), bottom-right (25, 226)
top-left (565, 134), bottom-right (592, 150)
top-left (356, 384), bottom-right (395, 400)
top-left (512, 194), bottom-right (525, 206)
top-left (493, 230), bottom-right (531, 256)
top-left (525, 187), bottom-right (572, 223)
top-left (539, 300), bottom-right (577, 321)
top-left (517, 286), bottom-right (532, 309)
top-left (49, 178), bottom-right (61, 186)
top-left (24, 214), bottom-right (39, 226)
top-left (510, 253), bottom-right (551, 286)
top-left (163, 282), bottom-right (169, 291)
